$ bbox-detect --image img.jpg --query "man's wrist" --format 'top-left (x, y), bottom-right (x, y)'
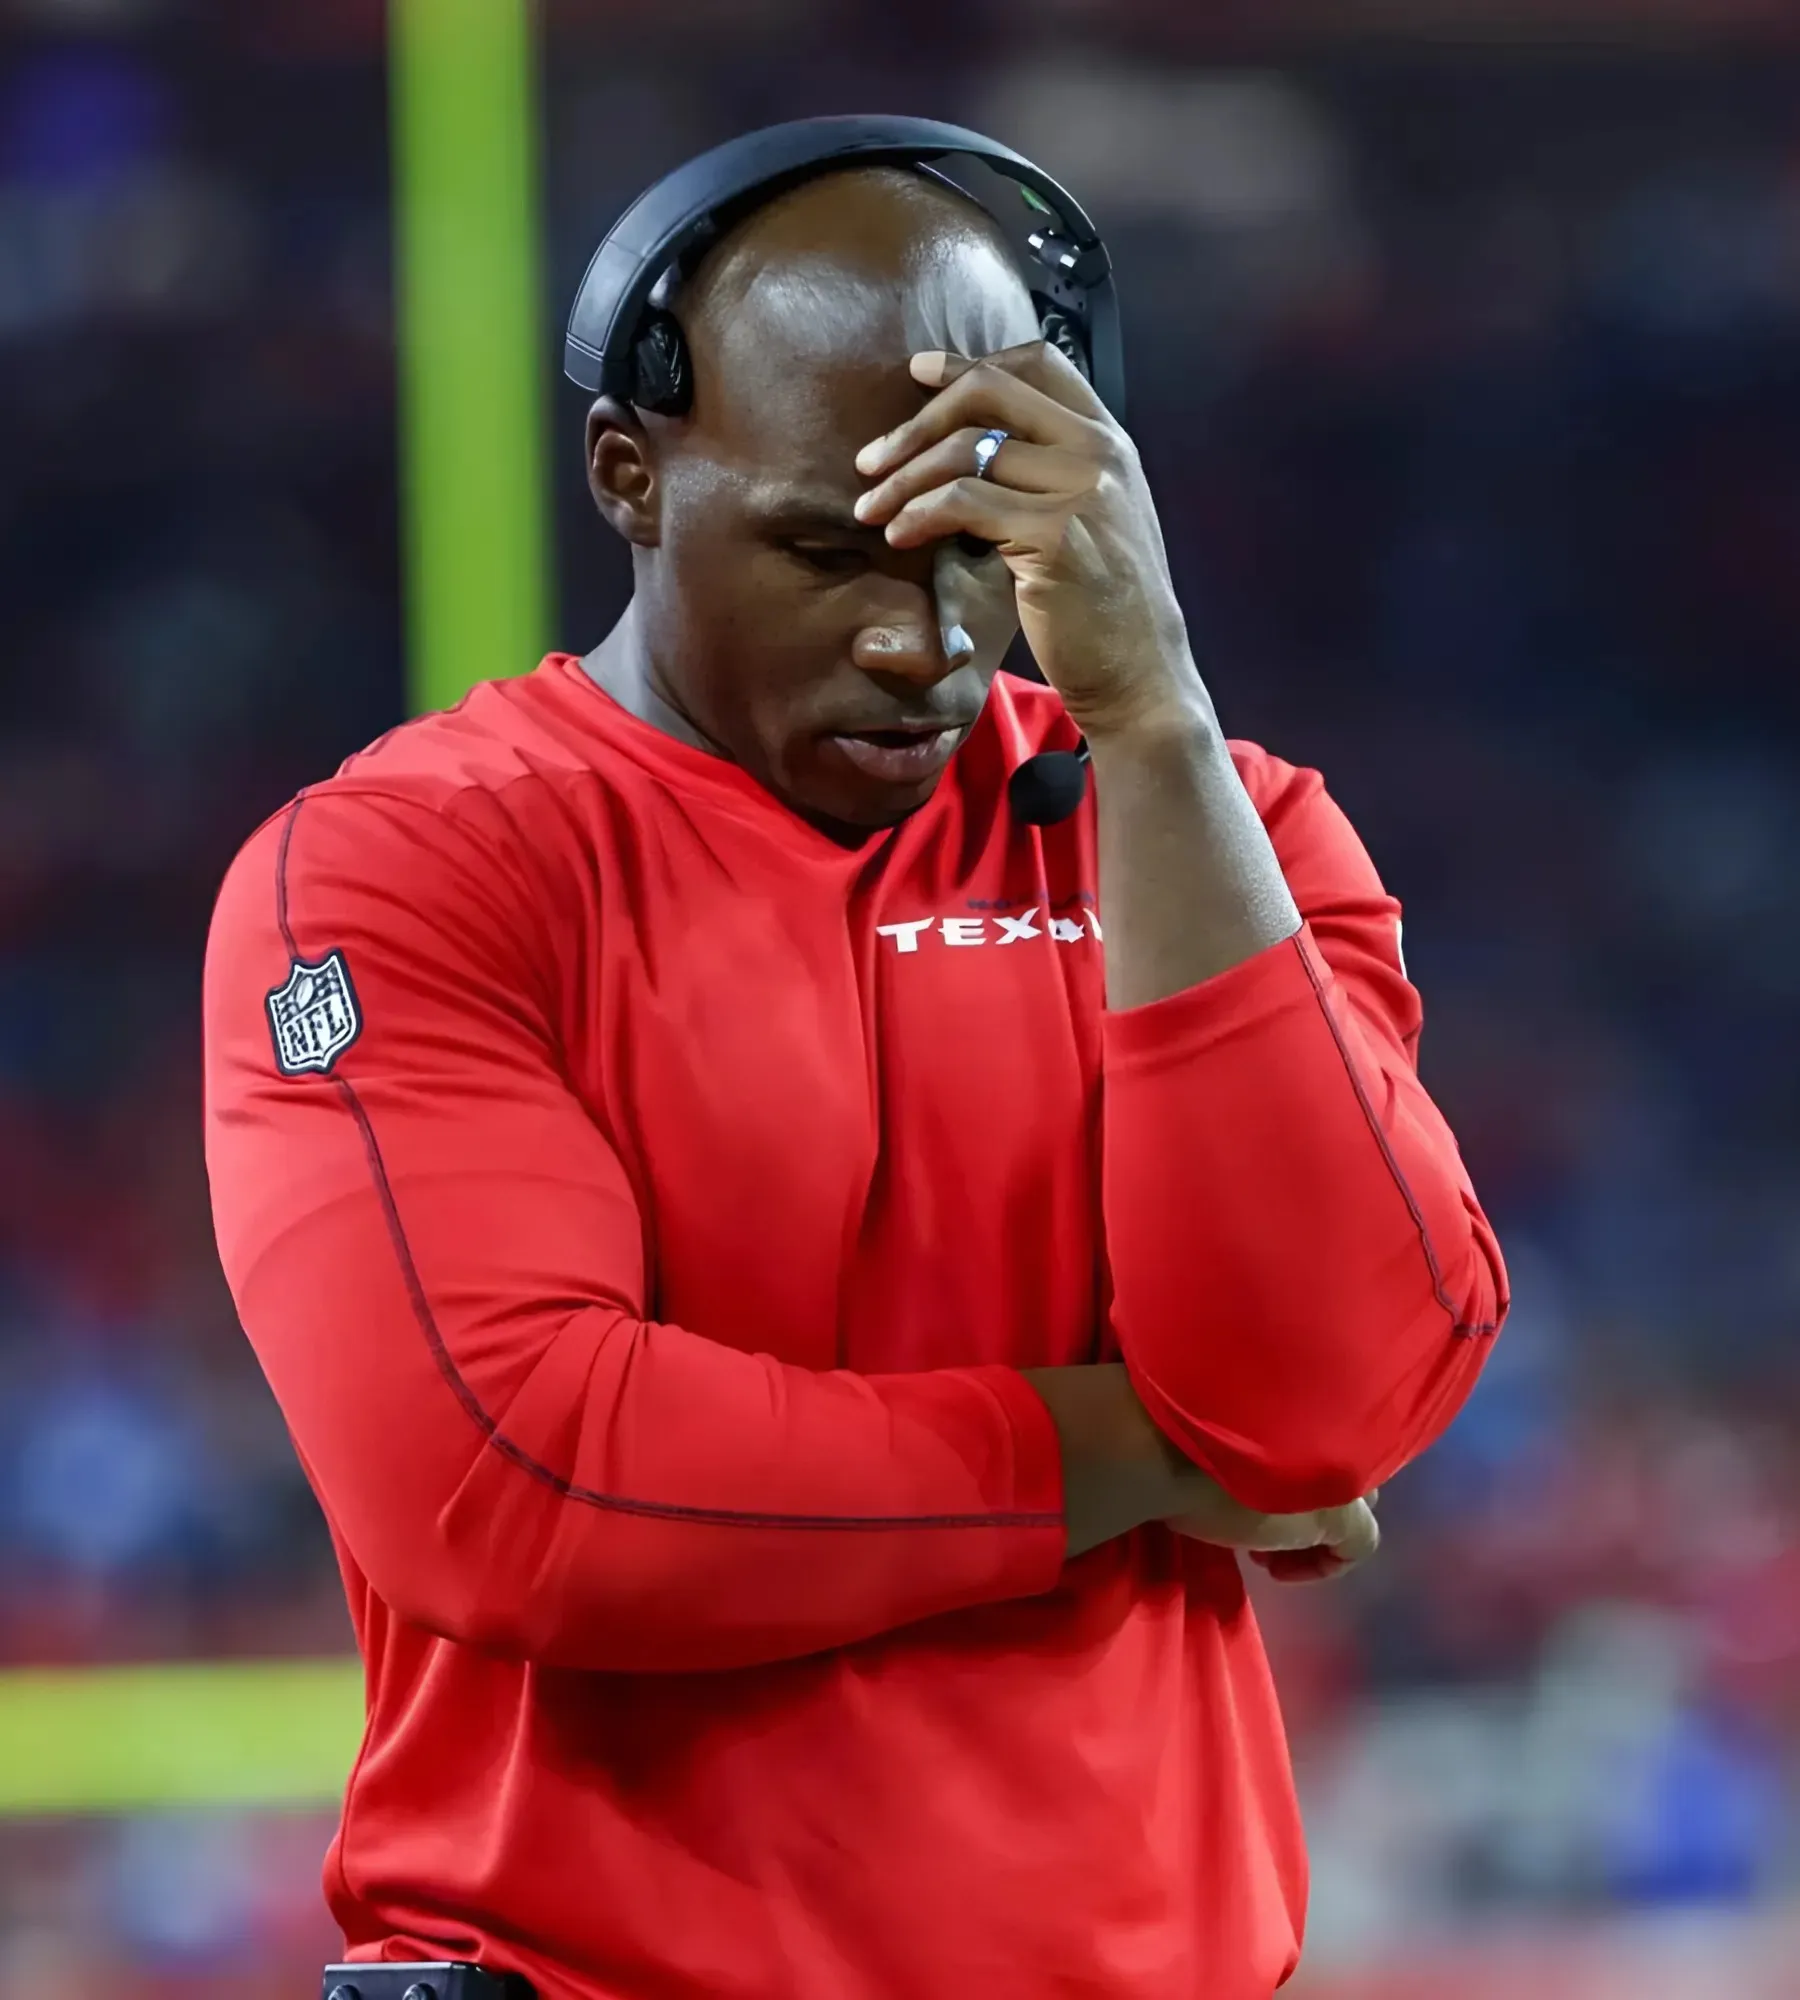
top-left (1081, 687), bottom-right (1223, 759)
top-left (1065, 636), bottom-right (1219, 749)
top-left (1020, 1362), bottom-right (1203, 1556)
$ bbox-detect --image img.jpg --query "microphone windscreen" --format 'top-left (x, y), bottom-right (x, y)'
top-left (1008, 749), bottom-right (1090, 827)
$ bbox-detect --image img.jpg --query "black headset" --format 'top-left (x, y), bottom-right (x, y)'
top-left (562, 113), bottom-right (1124, 425)
top-left (562, 114), bottom-right (1115, 825)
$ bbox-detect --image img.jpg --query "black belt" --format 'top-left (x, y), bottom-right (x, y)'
top-left (323, 1964), bottom-right (535, 2000)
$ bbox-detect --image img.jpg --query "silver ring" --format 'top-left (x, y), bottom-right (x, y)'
top-left (972, 427), bottom-right (1009, 481)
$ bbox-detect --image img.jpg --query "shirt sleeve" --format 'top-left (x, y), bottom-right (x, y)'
top-left (1100, 751), bottom-right (1508, 1515)
top-left (203, 784), bottom-right (1066, 1675)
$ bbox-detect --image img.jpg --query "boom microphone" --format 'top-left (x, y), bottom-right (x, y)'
top-left (1008, 741), bottom-right (1091, 826)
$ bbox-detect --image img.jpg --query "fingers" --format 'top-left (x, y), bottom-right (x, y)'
top-left (1326, 1498), bottom-right (1381, 1567)
top-left (856, 346), bottom-right (1110, 485)
top-left (1249, 1547), bottom-right (1351, 1585)
top-left (877, 475), bottom-right (1068, 555)
top-left (1247, 1499), bottom-right (1381, 1586)
top-left (918, 340), bottom-right (1113, 422)
top-left (1162, 1484), bottom-right (1290, 1550)
top-left (855, 429), bottom-right (1094, 529)
top-left (851, 341), bottom-right (1137, 564)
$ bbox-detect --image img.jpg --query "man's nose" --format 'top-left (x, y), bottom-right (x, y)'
top-left (851, 606), bottom-right (975, 685)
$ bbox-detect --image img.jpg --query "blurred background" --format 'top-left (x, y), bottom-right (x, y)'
top-left (3, 0), bottom-right (1800, 1994)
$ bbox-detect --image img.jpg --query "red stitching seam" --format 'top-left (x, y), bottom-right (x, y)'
top-left (1290, 934), bottom-right (1500, 1338)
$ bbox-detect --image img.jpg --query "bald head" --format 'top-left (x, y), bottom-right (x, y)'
top-left (674, 167), bottom-right (1041, 442)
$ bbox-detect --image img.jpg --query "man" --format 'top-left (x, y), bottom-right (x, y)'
top-left (203, 158), bottom-right (1505, 2000)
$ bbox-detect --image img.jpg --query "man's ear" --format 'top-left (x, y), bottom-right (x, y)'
top-left (587, 398), bottom-right (659, 547)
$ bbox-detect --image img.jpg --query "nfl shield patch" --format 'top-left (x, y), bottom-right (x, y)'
top-left (266, 949), bottom-right (362, 1076)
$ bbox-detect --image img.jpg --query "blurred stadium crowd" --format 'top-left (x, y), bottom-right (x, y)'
top-left (2, 2), bottom-right (1799, 1992)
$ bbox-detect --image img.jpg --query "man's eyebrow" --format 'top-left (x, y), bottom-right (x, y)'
top-left (751, 494), bottom-right (874, 537)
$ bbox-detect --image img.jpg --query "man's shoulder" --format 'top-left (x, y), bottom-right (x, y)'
top-left (215, 665), bottom-right (604, 927)
top-left (324, 658), bottom-right (596, 803)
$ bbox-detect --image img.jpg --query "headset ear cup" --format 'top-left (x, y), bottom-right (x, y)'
top-left (1035, 303), bottom-right (1092, 386)
top-left (631, 308), bottom-right (693, 416)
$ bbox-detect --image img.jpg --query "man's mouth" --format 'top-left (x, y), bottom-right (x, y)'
top-left (828, 723), bottom-right (968, 784)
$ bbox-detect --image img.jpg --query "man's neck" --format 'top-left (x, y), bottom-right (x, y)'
top-left (579, 602), bottom-right (888, 852)
top-left (580, 605), bottom-right (721, 758)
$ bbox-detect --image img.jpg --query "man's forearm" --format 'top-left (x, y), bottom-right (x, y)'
top-left (1086, 686), bottom-right (1508, 1511)
top-left (1021, 1363), bottom-right (1379, 1562)
top-left (1087, 689), bottom-right (1299, 1012)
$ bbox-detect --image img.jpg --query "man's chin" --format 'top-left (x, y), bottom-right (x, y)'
top-left (788, 770), bottom-right (945, 842)
top-left (794, 727), bottom-right (974, 830)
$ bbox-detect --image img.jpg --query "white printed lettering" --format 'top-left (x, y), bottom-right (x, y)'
top-left (877, 903), bottom-right (1101, 952)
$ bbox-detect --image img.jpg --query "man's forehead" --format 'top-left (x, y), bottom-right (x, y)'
top-left (686, 234), bottom-right (1039, 445)
top-left (717, 241), bottom-right (1036, 360)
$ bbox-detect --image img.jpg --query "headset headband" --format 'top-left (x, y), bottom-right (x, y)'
top-left (562, 114), bottom-right (1125, 423)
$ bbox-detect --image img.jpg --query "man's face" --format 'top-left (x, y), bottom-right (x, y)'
top-left (599, 191), bottom-right (1043, 838)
